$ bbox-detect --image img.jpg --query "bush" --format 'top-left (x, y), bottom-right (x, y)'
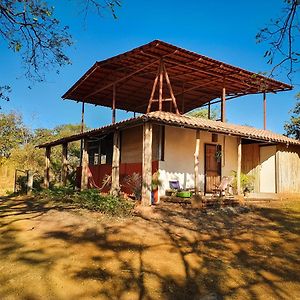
top-left (36, 187), bottom-right (134, 217)
top-left (231, 171), bottom-right (255, 194)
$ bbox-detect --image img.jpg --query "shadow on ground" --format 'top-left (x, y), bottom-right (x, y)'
top-left (0, 196), bottom-right (299, 299)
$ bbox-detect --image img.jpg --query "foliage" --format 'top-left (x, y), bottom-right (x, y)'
top-left (0, 112), bottom-right (30, 158)
top-left (284, 96), bottom-right (300, 139)
top-left (0, 111), bottom-right (87, 188)
top-left (151, 171), bottom-right (162, 190)
top-left (186, 107), bottom-right (219, 120)
top-left (231, 171), bottom-right (255, 194)
top-left (0, 85), bottom-right (11, 104)
top-left (0, 0), bottom-right (121, 104)
top-left (124, 172), bottom-right (142, 200)
top-left (37, 187), bottom-right (134, 216)
top-left (256, 0), bottom-right (299, 80)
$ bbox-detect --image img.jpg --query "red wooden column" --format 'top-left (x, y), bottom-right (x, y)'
top-left (263, 92), bottom-right (267, 130)
top-left (81, 102), bottom-right (85, 133)
top-left (221, 85), bottom-right (226, 122)
top-left (112, 84), bottom-right (116, 124)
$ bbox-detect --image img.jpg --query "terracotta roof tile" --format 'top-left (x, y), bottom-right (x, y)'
top-left (38, 111), bottom-right (300, 148)
top-left (146, 111), bottom-right (300, 145)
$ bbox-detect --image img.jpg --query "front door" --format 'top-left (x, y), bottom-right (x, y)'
top-left (205, 144), bottom-right (221, 193)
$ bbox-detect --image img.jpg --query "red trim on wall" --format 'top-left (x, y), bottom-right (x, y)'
top-left (76, 161), bottom-right (159, 195)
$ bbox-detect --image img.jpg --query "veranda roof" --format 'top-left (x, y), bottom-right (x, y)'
top-left (62, 40), bottom-right (292, 114)
top-left (38, 111), bottom-right (300, 148)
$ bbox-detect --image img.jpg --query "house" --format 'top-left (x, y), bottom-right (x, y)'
top-left (38, 40), bottom-right (300, 204)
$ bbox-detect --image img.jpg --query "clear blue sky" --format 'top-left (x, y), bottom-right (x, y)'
top-left (0, 0), bottom-right (299, 133)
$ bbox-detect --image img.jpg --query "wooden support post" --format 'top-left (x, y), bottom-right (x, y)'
top-left (27, 170), bottom-right (33, 195)
top-left (263, 92), bottom-right (267, 130)
top-left (237, 138), bottom-right (242, 195)
top-left (163, 63), bottom-right (180, 114)
top-left (208, 101), bottom-right (211, 119)
top-left (221, 86), bottom-right (226, 122)
top-left (81, 102), bottom-right (85, 133)
top-left (61, 143), bottom-right (68, 186)
top-left (181, 82), bottom-right (185, 114)
top-left (159, 61), bottom-right (163, 111)
top-left (142, 122), bottom-right (153, 205)
top-left (194, 130), bottom-right (200, 195)
top-left (112, 84), bottom-right (116, 124)
top-left (147, 64), bottom-right (160, 113)
top-left (110, 131), bottom-right (120, 196)
top-left (81, 138), bottom-right (89, 190)
top-left (44, 147), bottom-right (51, 189)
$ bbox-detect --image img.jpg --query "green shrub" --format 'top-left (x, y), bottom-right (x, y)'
top-left (36, 187), bottom-right (134, 216)
top-left (231, 171), bottom-right (255, 193)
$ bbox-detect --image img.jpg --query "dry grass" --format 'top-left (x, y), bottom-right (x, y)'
top-left (0, 196), bottom-right (299, 300)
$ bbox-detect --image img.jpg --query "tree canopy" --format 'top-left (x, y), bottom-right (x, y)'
top-left (284, 96), bottom-right (300, 139)
top-left (257, 0), bottom-right (299, 80)
top-left (0, 0), bottom-right (121, 101)
top-left (187, 107), bottom-right (219, 121)
top-left (0, 112), bottom-right (87, 185)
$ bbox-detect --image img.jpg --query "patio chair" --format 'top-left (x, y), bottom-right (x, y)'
top-left (212, 176), bottom-right (234, 198)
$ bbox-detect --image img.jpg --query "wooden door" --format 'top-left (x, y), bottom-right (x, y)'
top-left (205, 144), bottom-right (221, 193)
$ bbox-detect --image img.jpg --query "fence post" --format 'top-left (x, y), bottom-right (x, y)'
top-left (27, 170), bottom-right (34, 195)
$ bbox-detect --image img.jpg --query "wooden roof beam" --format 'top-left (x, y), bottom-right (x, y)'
top-left (84, 59), bottom-right (159, 99)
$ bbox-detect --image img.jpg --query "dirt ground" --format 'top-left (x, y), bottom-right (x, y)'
top-left (0, 196), bottom-right (299, 300)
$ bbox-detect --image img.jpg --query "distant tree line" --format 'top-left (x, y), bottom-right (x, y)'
top-left (0, 111), bottom-right (87, 187)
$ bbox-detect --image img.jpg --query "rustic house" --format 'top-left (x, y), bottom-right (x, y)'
top-left (38, 40), bottom-right (300, 204)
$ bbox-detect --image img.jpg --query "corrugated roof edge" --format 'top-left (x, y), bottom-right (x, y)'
top-left (62, 39), bottom-right (292, 100)
top-left (37, 111), bottom-right (300, 148)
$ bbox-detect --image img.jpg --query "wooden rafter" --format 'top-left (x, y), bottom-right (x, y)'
top-left (146, 64), bottom-right (160, 113)
top-left (147, 59), bottom-right (180, 114)
top-left (163, 63), bottom-right (179, 114)
top-left (84, 60), bottom-right (159, 99)
top-left (159, 60), bottom-right (163, 111)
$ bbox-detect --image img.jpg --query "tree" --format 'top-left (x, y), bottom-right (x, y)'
top-left (284, 96), bottom-right (300, 139)
top-left (0, 112), bottom-right (30, 158)
top-left (0, 0), bottom-right (121, 101)
top-left (187, 107), bottom-right (220, 120)
top-left (256, 0), bottom-right (300, 80)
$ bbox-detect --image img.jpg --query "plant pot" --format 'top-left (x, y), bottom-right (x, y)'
top-left (152, 189), bottom-right (159, 204)
top-left (176, 191), bottom-right (192, 198)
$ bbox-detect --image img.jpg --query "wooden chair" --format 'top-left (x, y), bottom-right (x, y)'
top-left (212, 176), bottom-right (234, 198)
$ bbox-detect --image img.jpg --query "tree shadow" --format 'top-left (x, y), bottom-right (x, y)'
top-left (0, 196), bottom-right (299, 299)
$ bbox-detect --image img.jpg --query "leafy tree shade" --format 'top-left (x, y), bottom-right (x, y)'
top-left (0, 112), bottom-right (30, 158)
top-left (0, 0), bottom-right (120, 101)
top-left (284, 97), bottom-right (300, 139)
top-left (257, 0), bottom-right (299, 80)
top-left (186, 107), bottom-right (219, 120)
top-left (0, 111), bottom-right (88, 185)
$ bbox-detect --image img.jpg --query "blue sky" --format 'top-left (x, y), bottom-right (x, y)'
top-left (0, 0), bottom-right (299, 133)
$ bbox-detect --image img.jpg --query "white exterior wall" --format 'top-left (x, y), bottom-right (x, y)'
top-left (158, 126), bottom-right (238, 196)
top-left (259, 146), bottom-right (276, 193)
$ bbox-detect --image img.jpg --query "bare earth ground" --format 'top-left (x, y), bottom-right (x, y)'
top-left (0, 196), bottom-right (299, 300)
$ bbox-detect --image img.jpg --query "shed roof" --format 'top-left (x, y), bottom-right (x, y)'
top-left (38, 111), bottom-right (300, 148)
top-left (62, 40), bottom-right (292, 114)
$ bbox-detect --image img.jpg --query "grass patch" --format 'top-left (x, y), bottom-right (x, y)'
top-left (35, 187), bottom-right (134, 217)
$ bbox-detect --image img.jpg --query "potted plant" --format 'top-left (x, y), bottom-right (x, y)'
top-left (231, 171), bottom-right (255, 196)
